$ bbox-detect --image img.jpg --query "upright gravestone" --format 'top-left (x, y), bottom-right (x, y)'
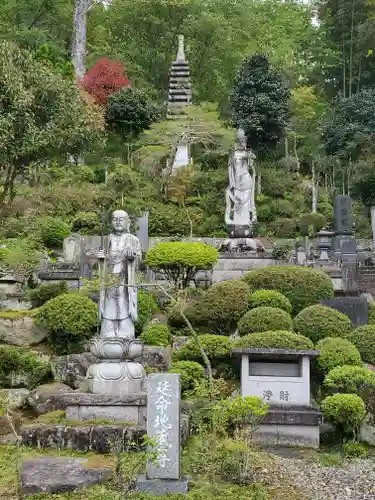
top-left (320, 297), bottom-right (368, 327)
top-left (333, 195), bottom-right (355, 260)
top-left (136, 373), bottom-right (188, 495)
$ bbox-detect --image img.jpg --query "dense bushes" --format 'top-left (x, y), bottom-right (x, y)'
top-left (28, 281), bottom-right (68, 308)
top-left (321, 393), bottom-right (366, 439)
top-left (175, 334), bottom-right (231, 365)
top-left (0, 346), bottom-right (51, 389)
top-left (71, 211), bottom-right (101, 235)
top-left (248, 290), bottom-right (292, 314)
top-left (346, 325), bottom-right (375, 365)
top-left (233, 330), bottom-right (314, 350)
top-left (145, 241), bottom-right (218, 288)
top-left (36, 293), bottom-right (98, 355)
top-left (323, 365), bottom-right (375, 395)
top-left (192, 280), bottom-right (250, 335)
top-left (294, 305), bottom-right (352, 343)
top-left (316, 337), bottom-right (362, 375)
top-left (243, 266), bottom-right (334, 314)
top-left (237, 307), bottom-right (293, 336)
top-left (169, 360), bottom-right (205, 393)
top-left (39, 216), bottom-right (71, 248)
top-left (139, 324), bottom-right (172, 347)
top-left (135, 290), bottom-right (158, 335)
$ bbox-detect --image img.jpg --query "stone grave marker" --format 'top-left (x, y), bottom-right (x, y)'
top-left (136, 373), bottom-right (188, 494)
top-left (334, 195), bottom-right (353, 235)
top-left (321, 297), bottom-right (368, 327)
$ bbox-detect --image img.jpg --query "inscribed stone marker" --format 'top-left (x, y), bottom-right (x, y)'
top-left (320, 297), bottom-right (368, 327)
top-left (147, 373), bottom-right (180, 480)
top-left (333, 195), bottom-right (353, 235)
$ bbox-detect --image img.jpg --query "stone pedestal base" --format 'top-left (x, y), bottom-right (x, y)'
top-left (135, 475), bottom-right (188, 495)
top-left (252, 405), bottom-right (322, 449)
top-left (61, 393), bottom-right (147, 426)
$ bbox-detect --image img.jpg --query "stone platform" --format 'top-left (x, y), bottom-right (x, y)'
top-left (136, 475), bottom-right (189, 495)
top-left (21, 424), bottom-right (146, 453)
top-left (253, 405), bottom-right (323, 449)
top-left (61, 392), bottom-right (147, 425)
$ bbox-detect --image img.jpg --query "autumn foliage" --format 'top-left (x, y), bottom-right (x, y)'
top-left (81, 57), bottom-right (131, 105)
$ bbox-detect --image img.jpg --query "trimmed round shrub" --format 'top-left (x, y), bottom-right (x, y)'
top-left (139, 324), bottom-right (172, 347)
top-left (0, 346), bottom-right (51, 389)
top-left (35, 293), bottom-right (98, 355)
top-left (346, 325), bottom-right (375, 365)
top-left (243, 266), bottom-right (334, 314)
top-left (324, 365), bottom-right (375, 396)
top-left (169, 360), bottom-right (205, 393)
top-left (343, 442), bottom-right (369, 458)
top-left (368, 303), bottom-right (375, 324)
top-left (316, 337), bottom-right (362, 375)
top-left (233, 330), bottom-right (314, 350)
top-left (321, 393), bottom-right (366, 437)
top-left (237, 307), bottom-right (293, 336)
top-left (294, 305), bottom-right (352, 343)
top-left (248, 290), bottom-right (292, 314)
top-left (192, 280), bottom-right (250, 335)
top-left (135, 290), bottom-right (158, 335)
top-left (175, 334), bottom-right (231, 365)
top-left (145, 241), bottom-right (218, 289)
top-left (28, 281), bottom-right (68, 308)
top-left (38, 216), bottom-right (71, 248)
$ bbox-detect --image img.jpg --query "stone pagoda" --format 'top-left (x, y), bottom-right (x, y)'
top-left (167, 35), bottom-right (192, 170)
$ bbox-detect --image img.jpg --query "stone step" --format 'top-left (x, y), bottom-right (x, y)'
top-left (21, 424), bottom-right (146, 454)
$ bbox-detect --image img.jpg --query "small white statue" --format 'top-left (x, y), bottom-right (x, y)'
top-left (97, 210), bottom-right (142, 338)
top-left (225, 128), bottom-right (257, 228)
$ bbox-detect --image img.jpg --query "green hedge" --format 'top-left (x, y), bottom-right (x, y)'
top-left (135, 290), bottom-right (158, 335)
top-left (237, 307), bottom-right (293, 336)
top-left (0, 346), bottom-right (51, 389)
top-left (346, 325), bottom-right (375, 365)
top-left (139, 324), bottom-right (172, 347)
top-left (169, 360), bottom-right (205, 393)
top-left (323, 365), bottom-right (375, 396)
top-left (35, 292), bottom-right (98, 355)
top-left (233, 330), bottom-right (314, 350)
top-left (316, 337), bottom-right (362, 375)
top-left (248, 290), bottom-right (292, 314)
top-left (243, 266), bottom-right (334, 314)
top-left (294, 305), bottom-right (352, 343)
top-left (192, 280), bottom-right (250, 335)
top-left (321, 393), bottom-right (366, 436)
top-left (175, 334), bottom-right (231, 365)
top-left (38, 216), bottom-right (71, 248)
top-left (28, 281), bottom-right (68, 308)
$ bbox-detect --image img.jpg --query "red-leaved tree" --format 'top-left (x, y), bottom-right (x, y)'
top-left (81, 57), bottom-right (131, 106)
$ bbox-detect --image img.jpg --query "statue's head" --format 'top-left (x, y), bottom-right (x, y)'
top-left (236, 128), bottom-right (247, 150)
top-left (112, 210), bottom-right (129, 233)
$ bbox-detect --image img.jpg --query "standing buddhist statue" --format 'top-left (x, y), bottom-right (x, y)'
top-left (87, 210), bottom-right (145, 394)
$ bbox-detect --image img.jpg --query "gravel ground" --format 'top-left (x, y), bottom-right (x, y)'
top-left (274, 455), bottom-right (375, 500)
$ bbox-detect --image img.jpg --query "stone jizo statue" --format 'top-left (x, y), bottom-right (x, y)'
top-left (97, 210), bottom-right (141, 338)
top-left (87, 209), bottom-right (145, 394)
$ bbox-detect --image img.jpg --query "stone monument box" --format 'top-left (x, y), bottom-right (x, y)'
top-left (236, 347), bottom-right (318, 405)
top-left (233, 347), bottom-right (322, 448)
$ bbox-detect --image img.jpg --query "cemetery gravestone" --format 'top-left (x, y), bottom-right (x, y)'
top-left (321, 297), bottom-right (368, 327)
top-left (334, 195), bottom-right (353, 235)
top-left (136, 373), bottom-right (188, 495)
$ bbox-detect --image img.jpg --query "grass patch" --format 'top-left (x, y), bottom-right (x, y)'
top-left (29, 410), bottom-right (137, 427)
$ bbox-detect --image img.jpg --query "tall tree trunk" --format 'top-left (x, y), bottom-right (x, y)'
top-left (72, 0), bottom-right (90, 80)
top-left (257, 172), bottom-right (261, 195)
top-left (284, 135), bottom-right (289, 167)
top-left (349, 0), bottom-right (355, 97)
top-left (293, 134), bottom-right (300, 171)
top-left (312, 160), bottom-right (317, 213)
top-left (342, 35), bottom-right (347, 98)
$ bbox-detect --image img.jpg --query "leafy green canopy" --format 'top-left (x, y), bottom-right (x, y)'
top-left (229, 53), bottom-right (290, 154)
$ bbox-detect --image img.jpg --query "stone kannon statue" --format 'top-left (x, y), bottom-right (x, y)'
top-left (220, 129), bottom-right (264, 252)
top-left (86, 210), bottom-right (145, 394)
top-left (225, 127), bottom-right (257, 236)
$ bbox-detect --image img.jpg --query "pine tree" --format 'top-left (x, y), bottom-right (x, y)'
top-left (229, 53), bottom-right (290, 155)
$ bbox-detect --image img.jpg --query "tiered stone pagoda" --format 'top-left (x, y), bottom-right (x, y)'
top-left (167, 35), bottom-right (192, 170)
